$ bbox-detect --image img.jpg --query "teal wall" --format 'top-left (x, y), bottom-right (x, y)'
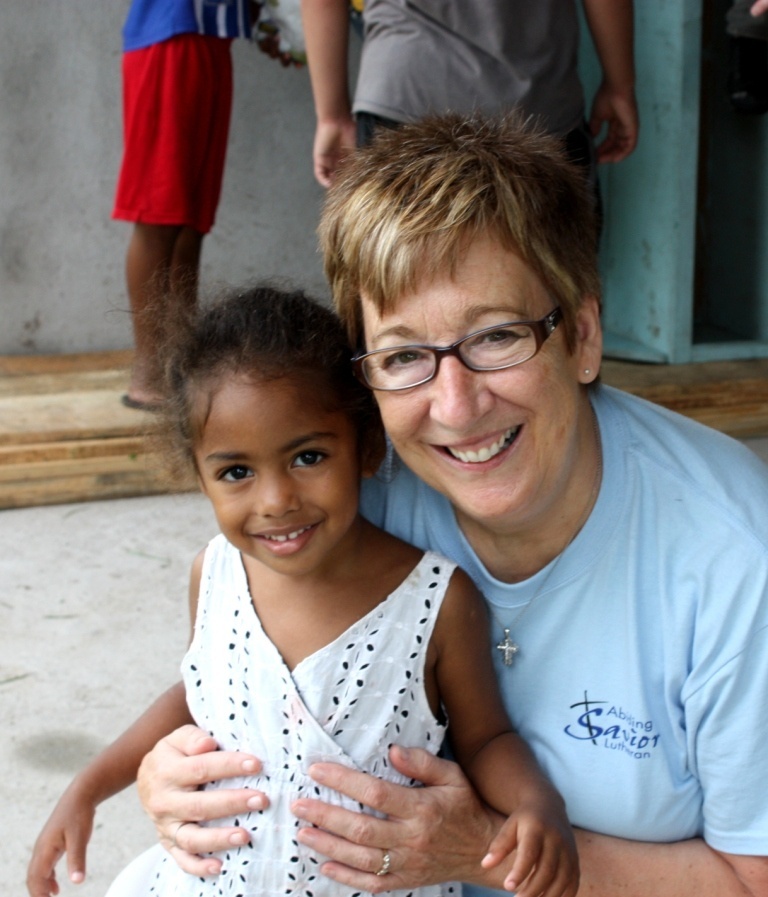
top-left (581, 0), bottom-right (768, 362)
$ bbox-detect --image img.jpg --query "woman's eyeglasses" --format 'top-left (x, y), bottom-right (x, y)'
top-left (352, 307), bottom-right (563, 392)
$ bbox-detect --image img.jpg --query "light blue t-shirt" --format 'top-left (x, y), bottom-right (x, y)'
top-left (360, 385), bottom-right (768, 886)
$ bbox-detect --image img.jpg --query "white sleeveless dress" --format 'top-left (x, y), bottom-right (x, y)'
top-left (105, 535), bottom-right (460, 897)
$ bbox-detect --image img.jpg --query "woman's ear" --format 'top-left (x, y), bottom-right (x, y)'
top-left (574, 294), bottom-right (603, 383)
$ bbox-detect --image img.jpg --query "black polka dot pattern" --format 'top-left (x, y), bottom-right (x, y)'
top-left (130, 536), bottom-right (460, 897)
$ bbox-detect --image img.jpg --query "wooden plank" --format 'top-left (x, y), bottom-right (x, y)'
top-left (0, 390), bottom-right (159, 446)
top-left (0, 469), bottom-right (193, 511)
top-left (0, 436), bottom-right (147, 465)
top-left (0, 368), bottom-right (130, 398)
top-left (0, 350), bottom-right (132, 377)
top-left (0, 451), bottom-right (162, 483)
top-left (602, 357), bottom-right (768, 392)
top-left (601, 358), bottom-right (768, 437)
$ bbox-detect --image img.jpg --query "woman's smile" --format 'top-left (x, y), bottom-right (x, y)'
top-left (443, 426), bottom-right (520, 464)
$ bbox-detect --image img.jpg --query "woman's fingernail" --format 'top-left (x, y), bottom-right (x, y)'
top-left (309, 765), bottom-right (327, 783)
top-left (296, 826), bottom-right (317, 846)
top-left (242, 759), bottom-right (257, 773)
top-left (229, 830), bottom-right (250, 846)
top-left (247, 794), bottom-right (265, 810)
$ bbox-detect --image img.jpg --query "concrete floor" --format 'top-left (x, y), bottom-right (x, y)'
top-left (5, 435), bottom-right (768, 896)
top-left (3, 491), bottom-right (217, 897)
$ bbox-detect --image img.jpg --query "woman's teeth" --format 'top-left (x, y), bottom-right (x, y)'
top-left (448, 427), bottom-right (517, 463)
top-left (263, 525), bottom-right (311, 542)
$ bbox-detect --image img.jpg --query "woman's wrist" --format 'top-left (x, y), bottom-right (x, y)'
top-left (450, 806), bottom-right (512, 889)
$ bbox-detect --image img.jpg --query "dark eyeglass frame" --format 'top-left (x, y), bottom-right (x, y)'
top-left (352, 306), bottom-right (564, 392)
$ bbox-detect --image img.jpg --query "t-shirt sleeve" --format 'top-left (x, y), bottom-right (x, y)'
top-left (687, 622), bottom-right (768, 855)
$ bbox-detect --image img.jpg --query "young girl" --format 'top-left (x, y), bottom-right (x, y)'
top-left (27, 286), bottom-right (577, 897)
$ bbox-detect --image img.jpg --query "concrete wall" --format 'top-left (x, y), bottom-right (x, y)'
top-left (0, 1), bottom-right (333, 355)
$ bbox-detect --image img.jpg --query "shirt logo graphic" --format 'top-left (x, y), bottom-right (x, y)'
top-left (564, 691), bottom-right (660, 760)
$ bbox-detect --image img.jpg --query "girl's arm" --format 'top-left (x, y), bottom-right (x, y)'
top-left (301, 0), bottom-right (357, 187)
top-left (27, 681), bottom-right (193, 897)
top-left (27, 551), bottom-right (205, 897)
top-left (429, 570), bottom-right (577, 897)
top-left (581, 0), bottom-right (639, 162)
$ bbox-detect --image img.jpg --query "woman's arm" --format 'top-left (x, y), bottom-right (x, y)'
top-left (133, 715), bottom-right (768, 895)
top-left (301, 0), bottom-right (357, 186)
top-left (576, 828), bottom-right (768, 897)
top-left (290, 749), bottom-right (768, 897)
top-left (581, 0), bottom-right (639, 162)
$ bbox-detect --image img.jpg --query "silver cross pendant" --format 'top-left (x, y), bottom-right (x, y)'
top-left (496, 628), bottom-right (520, 666)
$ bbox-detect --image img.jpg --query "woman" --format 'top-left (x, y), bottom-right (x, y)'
top-left (138, 114), bottom-right (768, 895)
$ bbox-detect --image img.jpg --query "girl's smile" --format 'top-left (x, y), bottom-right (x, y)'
top-left (253, 523), bottom-right (318, 556)
top-left (194, 375), bottom-right (369, 580)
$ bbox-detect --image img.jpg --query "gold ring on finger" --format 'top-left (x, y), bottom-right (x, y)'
top-left (375, 850), bottom-right (391, 876)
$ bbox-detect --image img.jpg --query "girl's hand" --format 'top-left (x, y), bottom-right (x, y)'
top-left (291, 745), bottom-right (504, 893)
top-left (26, 785), bottom-right (95, 897)
top-left (481, 797), bottom-right (579, 897)
top-left (137, 725), bottom-right (270, 877)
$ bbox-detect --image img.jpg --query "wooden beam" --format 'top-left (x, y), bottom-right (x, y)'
top-left (1, 351), bottom-right (766, 510)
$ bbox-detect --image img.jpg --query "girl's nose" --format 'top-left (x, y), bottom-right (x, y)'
top-left (255, 473), bottom-right (300, 518)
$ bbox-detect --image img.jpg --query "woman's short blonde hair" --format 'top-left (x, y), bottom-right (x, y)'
top-left (319, 112), bottom-right (601, 351)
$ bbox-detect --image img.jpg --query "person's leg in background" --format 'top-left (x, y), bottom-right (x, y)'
top-left (115, 34), bottom-right (233, 409)
top-left (123, 223), bottom-right (203, 408)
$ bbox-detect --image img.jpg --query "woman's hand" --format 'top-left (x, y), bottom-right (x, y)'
top-left (291, 745), bottom-right (505, 893)
top-left (137, 725), bottom-right (269, 877)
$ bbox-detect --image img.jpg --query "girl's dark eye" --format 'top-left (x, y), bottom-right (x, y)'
top-left (221, 465), bottom-right (252, 482)
top-left (294, 451), bottom-right (325, 468)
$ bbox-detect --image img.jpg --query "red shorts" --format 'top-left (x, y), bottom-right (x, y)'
top-left (112, 33), bottom-right (233, 234)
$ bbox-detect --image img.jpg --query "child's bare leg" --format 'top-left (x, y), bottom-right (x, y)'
top-left (170, 226), bottom-right (204, 302)
top-left (124, 223), bottom-right (202, 406)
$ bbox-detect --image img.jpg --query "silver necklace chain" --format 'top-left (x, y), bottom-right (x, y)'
top-left (490, 407), bottom-right (602, 667)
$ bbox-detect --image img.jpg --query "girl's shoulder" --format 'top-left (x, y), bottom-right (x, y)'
top-left (358, 516), bottom-right (423, 572)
